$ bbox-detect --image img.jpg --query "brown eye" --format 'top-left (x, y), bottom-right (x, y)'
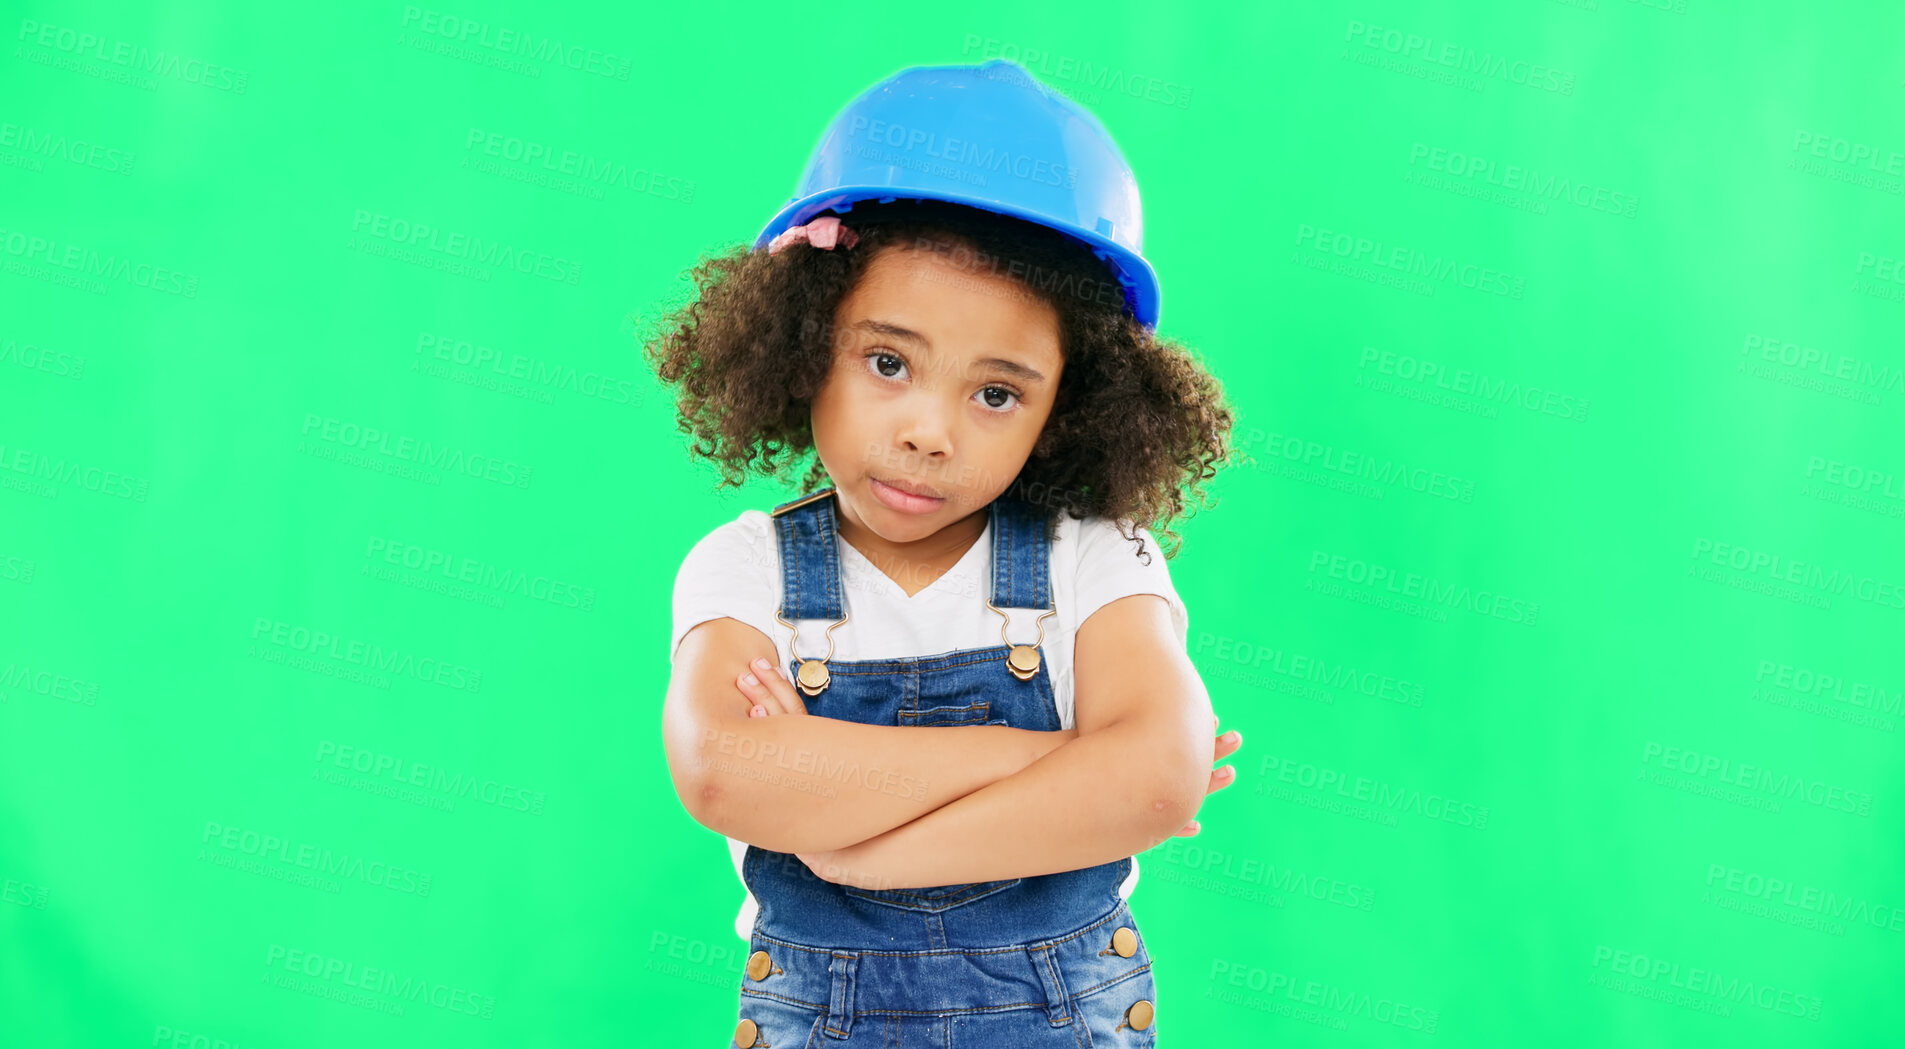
top-left (978, 387), bottom-right (1020, 412)
top-left (865, 352), bottom-right (906, 379)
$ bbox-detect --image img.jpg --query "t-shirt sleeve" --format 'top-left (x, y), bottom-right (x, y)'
top-left (670, 515), bottom-right (782, 665)
top-left (1072, 518), bottom-right (1190, 650)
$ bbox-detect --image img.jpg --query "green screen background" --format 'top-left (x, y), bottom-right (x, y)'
top-left (4, 1), bottom-right (1901, 1045)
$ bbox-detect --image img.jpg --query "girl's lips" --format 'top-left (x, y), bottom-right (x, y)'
top-left (870, 477), bottom-right (945, 514)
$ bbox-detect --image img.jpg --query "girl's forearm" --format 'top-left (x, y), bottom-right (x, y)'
top-left (812, 716), bottom-right (1195, 889)
top-left (690, 716), bottom-right (1070, 852)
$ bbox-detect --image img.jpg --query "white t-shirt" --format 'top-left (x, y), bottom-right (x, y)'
top-left (669, 506), bottom-right (1191, 940)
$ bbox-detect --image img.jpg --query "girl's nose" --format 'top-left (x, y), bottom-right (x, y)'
top-left (895, 413), bottom-right (953, 459)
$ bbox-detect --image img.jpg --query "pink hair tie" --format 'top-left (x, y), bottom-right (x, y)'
top-left (767, 215), bottom-right (859, 255)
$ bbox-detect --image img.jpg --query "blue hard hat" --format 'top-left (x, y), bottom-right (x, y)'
top-left (756, 59), bottom-right (1162, 328)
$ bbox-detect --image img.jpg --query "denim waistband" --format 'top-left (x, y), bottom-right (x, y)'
top-left (739, 899), bottom-right (1150, 1035)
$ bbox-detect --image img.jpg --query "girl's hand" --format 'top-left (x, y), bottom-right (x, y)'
top-left (1174, 715), bottom-right (1243, 838)
top-left (742, 667), bottom-right (851, 882)
top-left (796, 841), bottom-right (889, 890)
top-left (794, 846), bottom-right (846, 884)
top-left (793, 847), bottom-right (831, 880)
top-left (735, 656), bottom-right (807, 719)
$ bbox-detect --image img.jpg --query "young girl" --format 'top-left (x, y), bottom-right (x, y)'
top-left (651, 59), bottom-right (1240, 1048)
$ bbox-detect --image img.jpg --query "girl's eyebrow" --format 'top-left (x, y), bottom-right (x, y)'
top-left (846, 318), bottom-right (1049, 384)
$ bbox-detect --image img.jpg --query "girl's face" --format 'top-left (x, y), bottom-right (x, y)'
top-left (811, 243), bottom-right (1064, 550)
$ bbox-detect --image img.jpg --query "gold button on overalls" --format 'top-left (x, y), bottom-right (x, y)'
top-left (746, 950), bottom-right (774, 981)
top-left (1126, 999), bottom-right (1155, 1030)
top-left (733, 1018), bottom-right (759, 1047)
top-left (1111, 926), bottom-right (1138, 958)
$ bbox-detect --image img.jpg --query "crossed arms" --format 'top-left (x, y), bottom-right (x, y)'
top-left (660, 594), bottom-right (1237, 891)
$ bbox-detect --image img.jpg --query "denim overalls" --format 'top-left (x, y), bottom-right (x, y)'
top-left (727, 487), bottom-right (1160, 1049)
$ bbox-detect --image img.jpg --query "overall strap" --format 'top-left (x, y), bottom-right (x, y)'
top-left (988, 495), bottom-right (1056, 611)
top-left (769, 488), bottom-right (844, 621)
top-left (771, 486), bottom-right (1056, 614)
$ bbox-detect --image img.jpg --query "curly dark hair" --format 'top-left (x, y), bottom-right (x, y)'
top-left (639, 198), bottom-right (1234, 560)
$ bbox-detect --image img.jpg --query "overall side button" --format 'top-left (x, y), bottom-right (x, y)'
top-left (746, 949), bottom-right (780, 981)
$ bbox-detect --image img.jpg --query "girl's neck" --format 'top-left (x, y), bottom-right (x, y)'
top-left (835, 505), bottom-right (989, 598)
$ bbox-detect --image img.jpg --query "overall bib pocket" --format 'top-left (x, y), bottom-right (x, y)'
top-left (896, 700), bottom-right (1001, 727)
top-left (841, 877), bottom-right (1024, 912)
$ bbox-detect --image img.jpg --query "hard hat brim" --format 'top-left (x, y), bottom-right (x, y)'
top-left (755, 188), bottom-right (1162, 330)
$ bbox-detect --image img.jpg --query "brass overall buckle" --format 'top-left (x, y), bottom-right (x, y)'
top-left (772, 608), bottom-right (850, 697)
top-left (987, 601), bottom-right (1058, 681)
